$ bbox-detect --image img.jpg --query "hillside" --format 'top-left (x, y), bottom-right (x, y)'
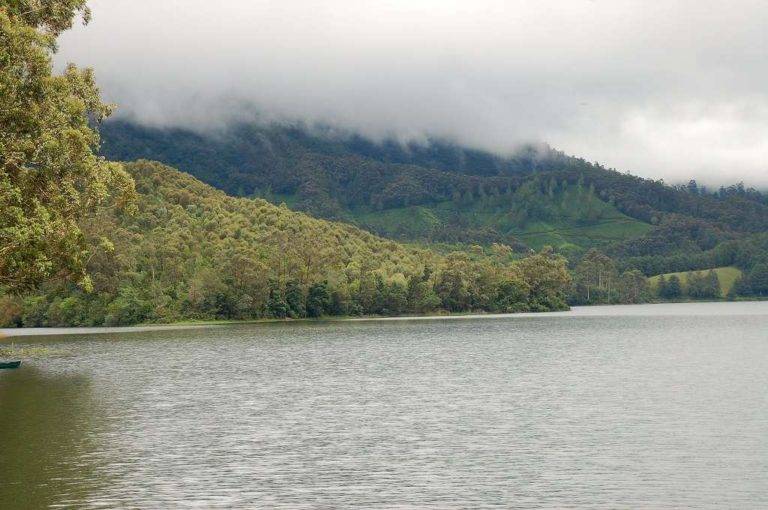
top-left (352, 190), bottom-right (653, 251)
top-left (101, 122), bottom-right (655, 250)
top-left (0, 161), bottom-right (572, 327)
top-left (648, 267), bottom-right (742, 296)
top-left (100, 121), bottom-right (768, 278)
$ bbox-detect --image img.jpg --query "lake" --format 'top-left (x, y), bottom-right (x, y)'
top-left (2, 302), bottom-right (768, 508)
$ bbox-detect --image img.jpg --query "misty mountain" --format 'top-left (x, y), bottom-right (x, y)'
top-left (99, 120), bottom-right (768, 275)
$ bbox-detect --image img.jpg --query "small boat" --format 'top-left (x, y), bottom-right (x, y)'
top-left (0, 361), bottom-right (21, 369)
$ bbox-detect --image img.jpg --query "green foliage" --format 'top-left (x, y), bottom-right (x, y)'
top-left (747, 263), bottom-right (768, 296)
top-left (100, 123), bottom-right (659, 253)
top-left (100, 121), bottom-right (768, 278)
top-left (306, 281), bottom-right (331, 317)
top-left (515, 248), bottom-right (571, 311)
top-left (1, 161), bottom-right (573, 326)
top-left (3, 0), bottom-right (92, 36)
top-left (105, 287), bottom-right (152, 326)
top-left (354, 184), bottom-right (652, 251)
top-left (618, 269), bottom-right (650, 304)
top-left (267, 285), bottom-right (289, 319)
top-left (659, 275), bottom-right (682, 299)
top-left (571, 249), bottom-right (618, 304)
top-left (648, 266), bottom-right (742, 298)
top-left (686, 270), bottom-right (721, 300)
top-left (285, 280), bottom-right (305, 319)
top-left (0, 2), bottom-right (136, 292)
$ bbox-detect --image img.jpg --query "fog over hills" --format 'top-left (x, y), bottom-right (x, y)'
top-left (56, 0), bottom-right (768, 187)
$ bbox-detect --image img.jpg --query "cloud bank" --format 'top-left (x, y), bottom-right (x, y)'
top-left (56, 0), bottom-right (768, 186)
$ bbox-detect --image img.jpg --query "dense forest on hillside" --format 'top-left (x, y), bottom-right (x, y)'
top-left (100, 121), bottom-right (768, 284)
top-left (0, 161), bottom-right (575, 327)
top-left (7, 156), bottom-right (761, 327)
top-left (4, 1), bottom-right (766, 330)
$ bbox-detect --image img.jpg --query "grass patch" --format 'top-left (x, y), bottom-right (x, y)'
top-left (648, 266), bottom-right (742, 295)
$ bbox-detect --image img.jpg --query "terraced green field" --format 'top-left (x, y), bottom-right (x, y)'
top-left (353, 190), bottom-right (653, 250)
top-left (510, 217), bottom-right (653, 249)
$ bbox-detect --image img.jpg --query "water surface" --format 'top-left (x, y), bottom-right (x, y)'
top-left (2, 302), bottom-right (767, 508)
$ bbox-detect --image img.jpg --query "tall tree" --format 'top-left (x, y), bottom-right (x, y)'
top-left (572, 249), bottom-right (618, 303)
top-left (516, 247), bottom-right (571, 311)
top-left (0, 1), bottom-right (135, 292)
top-left (686, 270), bottom-right (721, 299)
top-left (618, 269), bottom-right (649, 303)
top-left (660, 275), bottom-right (682, 299)
top-left (748, 263), bottom-right (768, 296)
top-left (306, 281), bottom-right (331, 318)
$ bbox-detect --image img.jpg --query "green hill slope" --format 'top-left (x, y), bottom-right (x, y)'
top-left (99, 121), bottom-right (768, 279)
top-left (353, 187), bottom-right (653, 250)
top-left (0, 161), bottom-right (572, 326)
top-left (101, 122), bottom-right (658, 253)
top-left (648, 267), bottom-right (742, 296)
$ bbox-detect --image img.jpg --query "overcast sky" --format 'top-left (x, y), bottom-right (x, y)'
top-left (56, 0), bottom-right (768, 186)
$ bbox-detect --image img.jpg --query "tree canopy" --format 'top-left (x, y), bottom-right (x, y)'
top-left (0, 1), bottom-right (135, 292)
top-left (0, 161), bottom-right (573, 326)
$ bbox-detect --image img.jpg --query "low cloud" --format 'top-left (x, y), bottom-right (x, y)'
top-left (57, 0), bottom-right (768, 186)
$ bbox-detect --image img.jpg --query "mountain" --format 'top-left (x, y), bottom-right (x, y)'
top-left (102, 122), bottom-right (768, 255)
top-left (99, 121), bottom-right (768, 280)
top-left (100, 122), bottom-right (651, 250)
top-left (0, 161), bottom-right (572, 327)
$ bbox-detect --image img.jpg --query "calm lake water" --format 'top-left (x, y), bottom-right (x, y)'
top-left (2, 302), bottom-right (768, 508)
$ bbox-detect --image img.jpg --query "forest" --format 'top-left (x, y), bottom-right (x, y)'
top-left (5, 155), bottom-right (766, 326)
top-left (0, 162), bottom-right (573, 327)
top-left (101, 121), bottom-right (768, 283)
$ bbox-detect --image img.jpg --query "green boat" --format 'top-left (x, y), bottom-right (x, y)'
top-left (0, 361), bottom-right (21, 369)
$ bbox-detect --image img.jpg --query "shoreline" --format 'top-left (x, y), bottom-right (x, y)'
top-left (3, 300), bottom-right (768, 339)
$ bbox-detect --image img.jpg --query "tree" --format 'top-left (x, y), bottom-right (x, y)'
top-left (267, 283), bottom-right (289, 318)
top-left (328, 287), bottom-right (350, 316)
top-left (381, 275), bottom-right (408, 315)
top-left (0, 2), bottom-right (135, 292)
top-left (434, 253), bottom-right (472, 312)
top-left (104, 286), bottom-right (152, 326)
top-left (285, 280), bottom-right (305, 318)
top-left (306, 281), bottom-right (331, 317)
top-left (705, 270), bottom-right (721, 299)
top-left (729, 275), bottom-right (751, 298)
top-left (687, 270), bottom-right (720, 299)
top-left (618, 269), bottom-right (649, 303)
top-left (407, 267), bottom-right (440, 313)
top-left (685, 271), bottom-right (704, 298)
top-left (660, 275), bottom-right (682, 299)
top-left (494, 275), bottom-right (530, 312)
top-left (572, 249), bottom-right (618, 304)
top-left (516, 247), bottom-right (571, 311)
top-left (749, 263), bottom-right (768, 296)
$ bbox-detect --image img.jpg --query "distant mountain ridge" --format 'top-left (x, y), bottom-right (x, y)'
top-left (99, 120), bottom-right (768, 275)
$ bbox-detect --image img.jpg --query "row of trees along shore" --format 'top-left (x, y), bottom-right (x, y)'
top-left (570, 247), bottom-right (768, 304)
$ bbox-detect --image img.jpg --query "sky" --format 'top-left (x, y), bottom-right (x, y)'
top-left (56, 0), bottom-right (768, 186)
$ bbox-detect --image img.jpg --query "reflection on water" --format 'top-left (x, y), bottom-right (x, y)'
top-left (1, 302), bottom-right (768, 508)
top-left (0, 369), bottom-right (106, 509)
